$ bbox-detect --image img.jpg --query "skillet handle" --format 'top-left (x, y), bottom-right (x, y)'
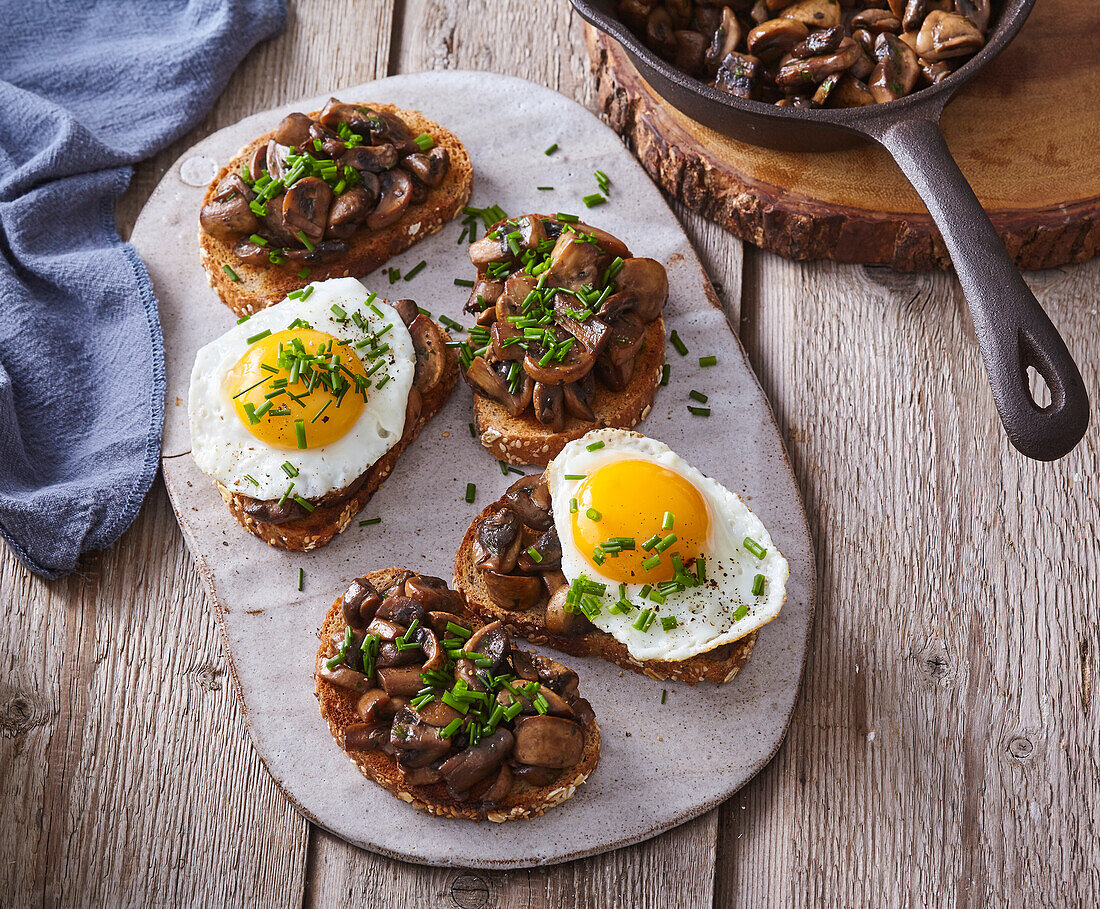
top-left (876, 117), bottom-right (1088, 461)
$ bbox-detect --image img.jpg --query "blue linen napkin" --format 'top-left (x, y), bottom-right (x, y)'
top-left (0, 0), bottom-right (286, 578)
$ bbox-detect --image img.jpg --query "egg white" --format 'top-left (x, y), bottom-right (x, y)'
top-left (188, 277), bottom-right (415, 501)
top-left (546, 429), bottom-right (789, 663)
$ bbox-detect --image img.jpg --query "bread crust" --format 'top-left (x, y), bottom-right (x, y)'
top-left (473, 317), bottom-right (665, 467)
top-left (219, 332), bottom-right (459, 551)
top-left (314, 567), bottom-right (601, 821)
top-left (199, 104), bottom-right (473, 317)
top-left (453, 501), bottom-right (757, 685)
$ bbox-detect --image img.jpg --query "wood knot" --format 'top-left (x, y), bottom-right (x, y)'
top-left (0, 691), bottom-right (51, 738)
top-left (448, 873), bottom-right (492, 909)
top-left (1007, 735), bottom-right (1034, 761)
top-left (192, 665), bottom-right (223, 692)
top-left (924, 653), bottom-right (950, 678)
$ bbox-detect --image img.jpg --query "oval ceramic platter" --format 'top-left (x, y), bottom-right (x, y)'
top-left (134, 71), bottom-right (814, 869)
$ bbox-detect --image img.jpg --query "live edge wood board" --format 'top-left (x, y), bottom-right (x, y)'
top-left (586, 0), bottom-right (1100, 271)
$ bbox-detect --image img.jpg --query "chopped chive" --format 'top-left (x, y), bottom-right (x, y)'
top-left (744, 537), bottom-right (767, 559)
top-left (310, 399), bottom-right (331, 423)
top-left (585, 508), bottom-right (601, 521)
top-left (297, 267), bottom-right (311, 279)
top-left (699, 355), bottom-right (717, 367)
top-left (752, 573), bottom-right (766, 596)
top-left (661, 615), bottom-right (678, 630)
top-left (670, 330), bottom-right (688, 356)
top-left (688, 406), bottom-right (711, 416)
top-left (244, 474), bottom-right (259, 486)
top-left (292, 494), bottom-right (314, 512)
top-left (414, 132), bottom-right (434, 152)
top-left (689, 390), bottom-right (708, 404)
top-left (733, 604), bottom-right (749, 621)
top-left (281, 461), bottom-right (298, 478)
top-left (295, 231), bottom-right (315, 252)
top-left (544, 143), bottom-right (559, 155)
top-left (465, 482), bottom-right (476, 503)
top-left (660, 364), bottom-right (671, 386)
top-left (499, 460), bottom-right (510, 476)
top-left (654, 533), bottom-right (677, 553)
top-left (582, 193), bottom-right (605, 208)
top-left (439, 314), bottom-right (463, 331)
top-left (661, 689), bottom-right (668, 704)
top-left (249, 234), bottom-right (269, 247)
top-left (358, 517), bottom-right (381, 527)
top-left (642, 533), bottom-right (662, 551)
top-left (454, 278), bottom-right (475, 287)
top-left (252, 400), bottom-right (273, 419)
top-left (555, 212), bottom-right (579, 223)
top-left (331, 304), bottom-right (347, 319)
top-left (440, 718), bottom-right (463, 739)
top-left (294, 419), bottom-right (307, 449)
top-left (246, 329), bottom-right (272, 345)
top-left (537, 185), bottom-right (554, 191)
top-left (236, 314), bottom-right (251, 324)
top-left (586, 440), bottom-right (605, 451)
top-left (297, 567), bottom-right (304, 591)
top-left (222, 264), bottom-right (240, 282)
top-left (641, 554), bottom-right (661, 571)
top-left (242, 402), bottom-right (259, 424)
top-left (632, 609), bottom-right (655, 632)
top-left (468, 422), bottom-right (476, 437)
top-left (388, 267), bottom-right (400, 283)
top-left (564, 473), bottom-right (586, 481)
top-left (662, 512), bottom-right (675, 530)
top-left (569, 497), bottom-right (578, 514)
top-left (404, 260), bottom-right (427, 281)
top-left (526, 546), bottom-right (543, 563)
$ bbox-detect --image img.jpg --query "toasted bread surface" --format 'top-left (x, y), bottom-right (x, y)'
top-left (219, 333), bottom-right (458, 551)
top-left (473, 317), bottom-right (666, 467)
top-left (200, 105), bottom-right (472, 317)
top-left (453, 502), bottom-right (756, 685)
top-left (314, 568), bottom-right (601, 821)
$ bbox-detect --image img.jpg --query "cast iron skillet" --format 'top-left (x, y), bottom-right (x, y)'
top-left (571, 0), bottom-right (1089, 461)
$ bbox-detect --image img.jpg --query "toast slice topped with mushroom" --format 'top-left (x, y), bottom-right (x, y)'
top-left (454, 214), bottom-right (667, 466)
top-left (315, 568), bottom-right (600, 821)
top-left (199, 99), bottom-right (472, 317)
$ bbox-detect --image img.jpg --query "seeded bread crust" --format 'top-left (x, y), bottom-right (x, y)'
top-left (314, 567), bottom-right (601, 821)
top-left (453, 499), bottom-right (757, 685)
top-left (218, 335), bottom-right (458, 551)
top-left (472, 317), bottom-right (665, 467)
top-left (200, 104), bottom-right (473, 318)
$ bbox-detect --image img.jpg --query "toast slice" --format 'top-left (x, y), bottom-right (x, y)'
top-left (454, 498), bottom-right (757, 685)
top-left (315, 567), bottom-right (601, 822)
top-left (473, 317), bottom-right (665, 467)
top-left (200, 104), bottom-right (472, 318)
top-left (219, 329), bottom-right (458, 551)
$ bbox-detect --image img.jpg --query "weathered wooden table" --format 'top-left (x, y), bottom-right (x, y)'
top-left (3, 2), bottom-right (1098, 905)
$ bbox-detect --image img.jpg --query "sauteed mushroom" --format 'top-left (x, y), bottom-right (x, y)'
top-left (199, 174), bottom-right (258, 240)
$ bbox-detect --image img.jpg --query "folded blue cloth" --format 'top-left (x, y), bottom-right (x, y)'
top-left (0, 1), bottom-right (286, 578)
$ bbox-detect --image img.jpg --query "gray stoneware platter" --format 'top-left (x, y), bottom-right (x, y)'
top-left (133, 71), bottom-right (815, 869)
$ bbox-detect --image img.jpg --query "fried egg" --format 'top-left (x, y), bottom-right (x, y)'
top-left (189, 277), bottom-right (414, 502)
top-left (546, 429), bottom-right (788, 663)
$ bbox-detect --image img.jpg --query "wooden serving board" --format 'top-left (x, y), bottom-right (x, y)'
top-left (136, 71), bottom-right (815, 869)
top-left (586, 0), bottom-right (1100, 271)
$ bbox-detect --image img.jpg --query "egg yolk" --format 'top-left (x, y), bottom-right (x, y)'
top-left (224, 328), bottom-right (368, 450)
top-left (571, 459), bottom-right (710, 583)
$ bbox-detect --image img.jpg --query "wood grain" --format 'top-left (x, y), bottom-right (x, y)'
top-left (586, 0), bottom-right (1100, 271)
top-left (4, 0), bottom-right (1099, 906)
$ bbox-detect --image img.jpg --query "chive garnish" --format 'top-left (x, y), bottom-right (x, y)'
top-left (292, 495), bottom-right (314, 512)
top-left (585, 508), bottom-right (601, 521)
top-left (294, 419), bottom-right (307, 449)
top-left (569, 497), bottom-right (578, 514)
top-left (465, 482), bottom-right (476, 503)
top-left (249, 234), bottom-right (268, 247)
top-left (641, 554), bottom-right (661, 571)
top-left (699, 355), bottom-right (717, 367)
top-left (654, 533), bottom-right (677, 553)
top-left (537, 185), bottom-right (554, 190)
top-left (689, 390), bottom-right (708, 404)
top-left (642, 533), bottom-right (661, 551)
top-left (733, 604), bottom-right (749, 621)
top-left (586, 440), bottom-right (605, 451)
top-left (555, 212), bottom-right (579, 223)
top-left (544, 143), bottom-right (559, 155)
top-left (295, 231), bottom-right (315, 252)
top-left (404, 260), bottom-right (427, 280)
top-left (564, 473), bottom-right (586, 480)
top-left (222, 264), bottom-right (240, 282)
top-left (752, 573), bottom-right (766, 596)
top-left (414, 132), bottom-right (434, 152)
top-left (243, 474), bottom-right (258, 485)
top-left (330, 304), bottom-right (347, 319)
top-left (358, 517), bottom-right (381, 527)
top-left (582, 193), bottom-right (605, 208)
top-left (661, 689), bottom-right (668, 704)
top-left (632, 609), bottom-right (655, 632)
top-left (281, 461), bottom-right (298, 478)
top-left (670, 330), bottom-right (688, 356)
top-left (743, 537), bottom-right (767, 558)
top-left (468, 422), bottom-right (476, 437)
top-left (662, 511), bottom-right (675, 530)
top-left (661, 616), bottom-right (678, 630)
top-left (297, 567), bottom-right (304, 591)
top-left (660, 364), bottom-right (670, 386)
top-left (297, 267), bottom-right (311, 279)
top-left (526, 546), bottom-right (543, 563)
top-left (454, 278), bottom-right (475, 287)
top-left (246, 329), bottom-right (272, 345)
top-left (688, 406), bottom-right (711, 416)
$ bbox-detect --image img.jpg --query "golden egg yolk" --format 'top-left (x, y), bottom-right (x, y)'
top-left (571, 459), bottom-right (710, 583)
top-left (224, 328), bottom-right (368, 450)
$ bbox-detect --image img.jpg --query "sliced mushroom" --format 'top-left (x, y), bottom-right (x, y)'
top-left (509, 649), bottom-right (541, 683)
top-left (281, 238), bottom-right (348, 263)
top-left (273, 112), bottom-right (314, 148)
top-left (563, 373), bottom-right (596, 422)
top-left (901, 0), bottom-right (928, 32)
top-left (390, 718), bottom-right (451, 768)
top-left (466, 620), bottom-right (512, 672)
top-left (851, 9), bottom-right (903, 33)
top-left (517, 526), bottom-right (562, 572)
top-left (524, 339), bottom-right (596, 387)
top-left (540, 569), bottom-right (568, 597)
top-left (545, 586), bottom-right (594, 637)
top-left (282, 177), bottom-right (332, 245)
top-left (645, 5), bottom-right (677, 59)
top-left (375, 640), bottom-right (421, 669)
top-left (869, 32), bottom-right (920, 102)
top-left (481, 763), bottom-right (513, 804)
top-left (715, 51), bottom-right (762, 99)
top-left (375, 595), bottom-right (427, 628)
top-left (474, 507), bottom-right (524, 574)
top-left (454, 657), bottom-right (486, 693)
top-left (532, 381), bottom-right (566, 431)
top-left (342, 576), bottom-right (383, 630)
top-left (491, 320), bottom-right (526, 362)
top-left (502, 474), bottom-right (553, 530)
top-left (391, 298), bottom-right (420, 328)
top-left (427, 610), bottom-right (469, 635)
top-left (546, 232), bottom-right (605, 293)
top-left (776, 36), bottom-right (861, 86)
top-left (919, 58), bottom-right (956, 85)
top-left (248, 143), bottom-right (267, 181)
top-left (356, 689), bottom-right (401, 724)
top-left (366, 616), bottom-right (406, 641)
top-left (781, 0), bottom-right (841, 28)
top-left (746, 18), bottom-right (809, 60)
top-left (673, 28), bottom-right (708, 75)
top-left (595, 353), bottom-right (634, 392)
top-left (316, 657), bottom-right (372, 693)
top-left (464, 356), bottom-right (533, 416)
top-left (791, 24), bottom-right (844, 59)
top-left (705, 7), bottom-right (743, 73)
top-left (439, 728), bottom-right (515, 794)
top-left (416, 626), bottom-right (445, 672)
top-left (469, 234), bottom-right (506, 268)
top-left (404, 385), bottom-right (422, 426)
top-left (414, 698), bottom-right (460, 728)
top-left (373, 110), bottom-right (420, 155)
top-left (510, 763), bottom-right (559, 787)
top-left (400, 148), bottom-right (448, 188)
top-left (265, 140), bottom-right (291, 182)
top-left (341, 142), bottom-right (398, 174)
top-left (955, 0), bottom-right (990, 32)
top-left (553, 301), bottom-right (611, 357)
top-left (566, 222), bottom-right (631, 260)
top-left (482, 569), bottom-right (543, 611)
top-left (827, 73), bottom-right (876, 107)
top-left (530, 653), bottom-right (579, 698)
top-left (343, 722), bottom-right (389, 751)
top-left (915, 10), bottom-right (984, 62)
top-left (377, 665), bottom-right (426, 698)
top-left (401, 765), bottom-right (443, 786)
top-left (406, 313), bottom-right (446, 392)
top-left (513, 716), bottom-right (584, 768)
top-left (325, 185), bottom-right (377, 239)
top-left (200, 174), bottom-right (258, 240)
top-left (498, 684), bottom-right (575, 718)
top-left (318, 98), bottom-right (371, 131)
top-left (603, 312), bottom-right (648, 367)
top-left (406, 575), bottom-right (463, 612)
top-left (467, 278), bottom-right (504, 316)
top-left (366, 168), bottom-right (413, 231)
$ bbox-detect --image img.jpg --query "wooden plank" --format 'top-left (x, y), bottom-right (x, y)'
top-left (301, 3), bottom-right (749, 907)
top-left (1, 3), bottom-right (396, 907)
top-left (714, 250), bottom-right (1100, 906)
